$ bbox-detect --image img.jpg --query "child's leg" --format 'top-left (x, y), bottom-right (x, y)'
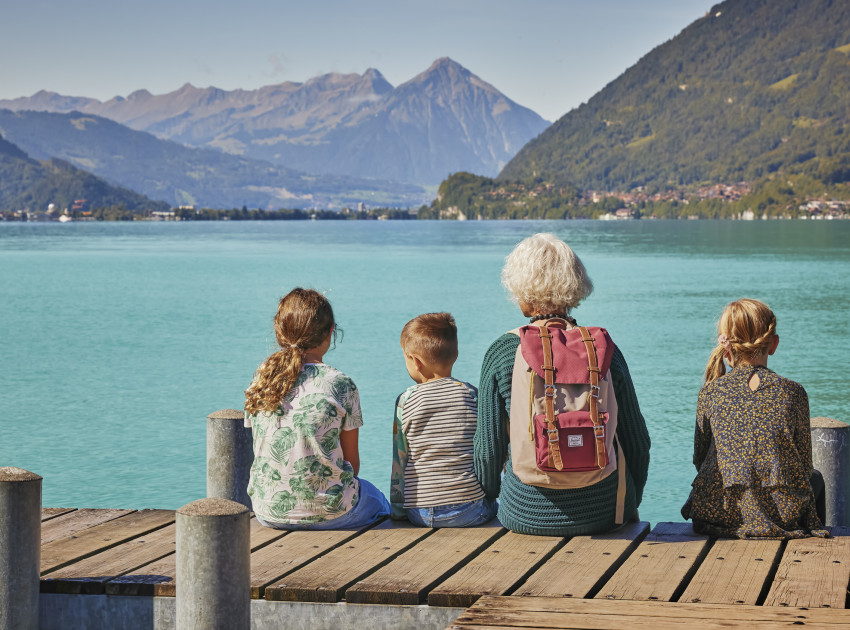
top-left (304, 478), bottom-right (390, 530)
top-left (406, 506), bottom-right (435, 527)
top-left (407, 497), bottom-right (498, 528)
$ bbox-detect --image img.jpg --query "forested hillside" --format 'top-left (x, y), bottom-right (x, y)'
top-left (0, 134), bottom-right (168, 215)
top-left (499, 0), bottom-right (850, 191)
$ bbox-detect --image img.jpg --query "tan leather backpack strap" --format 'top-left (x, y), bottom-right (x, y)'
top-left (579, 327), bottom-right (606, 470)
top-left (539, 324), bottom-right (563, 471)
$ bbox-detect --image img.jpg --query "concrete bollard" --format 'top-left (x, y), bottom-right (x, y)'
top-left (811, 417), bottom-right (850, 527)
top-left (176, 497), bottom-right (250, 630)
top-left (0, 467), bottom-right (41, 630)
top-left (206, 409), bottom-right (253, 509)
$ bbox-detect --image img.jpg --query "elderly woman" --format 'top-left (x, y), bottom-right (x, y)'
top-left (474, 233), bottom-right (651, 536)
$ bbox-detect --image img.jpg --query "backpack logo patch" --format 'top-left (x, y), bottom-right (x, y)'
top-left (567, 434), bottom-right (583, 448)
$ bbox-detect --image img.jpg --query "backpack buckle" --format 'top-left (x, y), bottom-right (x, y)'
top-left (593, 425), bottom-right (605, 439)
top-left (590, 384), bottom-right (600, 399)
top-left (547, 428), bottom-right (559, 442)
top-left (544, 384), bottom-right (556, 397)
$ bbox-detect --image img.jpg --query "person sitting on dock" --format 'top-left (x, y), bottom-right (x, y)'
top-left (244, 288), bottom-right (390, 530)
top-left (681, 298), bottom-right (828, 538)
top-left (474, 233), bottom-right (651, 536)
top-left (390, 313), bottom-right (498, 527)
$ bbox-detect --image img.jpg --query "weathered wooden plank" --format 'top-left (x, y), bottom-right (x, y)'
top-left (41, 523), bottom-right (177, 595)
top-left (447, 595), bottom-right (850, 629)
top-left (40, 509), bottom-right (174, 575)
top-left (347, 527), bottom-right (505, 605)
top-left (105, 516), bottom-right (290, 597)
top-left (514, 521), bottom-right (649, 599)
top-left (41, 508), bottom-right (76, 521)
top-left (248, 517), bottom-right (288, 550)
top-left (106, 552), bottom-right (177, 597)
top-left (428, 532), bottom-right (564, 608)
top-left (764, 526), bottom-right (850, 608)
top-left (593, 522), bottom-right (710, 602)
top-left (679, 537), bottom-right (782, 605)
top-left (41, 508), bottom-right (134, 543)
top-left (265, 528), bottom-right (433, 602)
top-left (248, 529), bottom-right (364, 599)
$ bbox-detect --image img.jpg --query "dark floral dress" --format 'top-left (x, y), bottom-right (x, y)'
top-left (681, 365), bottom-right (828, 539)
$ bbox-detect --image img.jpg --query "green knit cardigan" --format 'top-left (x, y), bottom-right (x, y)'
top-left (474, 333), bottom-right (651, 536)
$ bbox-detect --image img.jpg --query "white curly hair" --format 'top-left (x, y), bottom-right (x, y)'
top-left (501, 233), bottom-right (593, 314)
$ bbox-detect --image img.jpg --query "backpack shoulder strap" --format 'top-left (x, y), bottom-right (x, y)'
top-left (538, 322), bottom-right (564, 471)
top-left (578, 326), bottom-right (607, 470)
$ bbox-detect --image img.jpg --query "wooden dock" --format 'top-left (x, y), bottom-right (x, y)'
top-left (36, 507), bottom-right (850, 629)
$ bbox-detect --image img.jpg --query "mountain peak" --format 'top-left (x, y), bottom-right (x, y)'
top-left (428, 57), bottom-right (464, 72)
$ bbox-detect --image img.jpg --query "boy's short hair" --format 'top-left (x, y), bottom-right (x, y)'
top-left (400, 312), bottom-right (459, 366)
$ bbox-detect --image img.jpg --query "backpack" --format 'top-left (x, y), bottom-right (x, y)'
top-left (508, 318), bottom-right (627, 524)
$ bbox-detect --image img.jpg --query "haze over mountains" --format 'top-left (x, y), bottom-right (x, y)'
top-left (1, 58), bottom-right (549, 190)
top-left (0, 109), bottom-right (424, 209)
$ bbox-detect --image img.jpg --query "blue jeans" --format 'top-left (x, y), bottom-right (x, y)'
top-left (256, 478), bottom-right (390, 530)
top-left (406, 497), bottom-right (498, 528)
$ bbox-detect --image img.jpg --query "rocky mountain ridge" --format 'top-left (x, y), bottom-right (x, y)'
top-left (1, 58), bottom-right (549, 186)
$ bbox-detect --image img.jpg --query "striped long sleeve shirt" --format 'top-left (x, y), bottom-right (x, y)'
top-left (391, 377), bottom-right (485, 510)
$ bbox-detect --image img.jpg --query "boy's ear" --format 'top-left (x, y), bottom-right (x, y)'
top-left (411, 355), bottom-right (425, 371)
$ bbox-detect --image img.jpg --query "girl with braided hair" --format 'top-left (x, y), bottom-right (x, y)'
top-left (244, 288), bottom-right (389, 529)
top-left (681, 298), bottom-right (828, 538)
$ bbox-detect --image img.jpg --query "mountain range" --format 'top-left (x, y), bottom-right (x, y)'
top-left (0, 109), bottom-right (424, 209)
top-left (499, 0), bottom-right (850, 192)
top-left (0, 58), bottom-right (549, 189)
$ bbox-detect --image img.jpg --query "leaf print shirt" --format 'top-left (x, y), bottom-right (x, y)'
top-left (245, 363), bottom-right (363, 525)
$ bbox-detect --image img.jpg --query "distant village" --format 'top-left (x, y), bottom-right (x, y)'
top-left (2, 189), bottom-right (850, 221)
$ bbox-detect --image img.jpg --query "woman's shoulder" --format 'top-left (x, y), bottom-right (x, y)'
top-left (482, 332), bottom-right (521, 369)
top-left (485, 331), bottom-right (521, 354)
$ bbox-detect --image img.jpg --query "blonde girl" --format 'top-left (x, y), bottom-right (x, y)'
top-left (244, 288), bottom-right (389, 529)
top-left (681, 298), bottom-right (827, 538)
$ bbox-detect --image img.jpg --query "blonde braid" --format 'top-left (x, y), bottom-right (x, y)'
top-left (244, 347), bottom-right (305, 415)
top-left (732, 320), bottom-right (777, 364)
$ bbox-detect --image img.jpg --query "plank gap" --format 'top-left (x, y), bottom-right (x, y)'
top-left (755, 538), bottom-right (788, 606)
top-left (254, 523), bottom-right (391, 599)
top-left (670, 535), bottom-right (715, 603)
top-left (584, 522), bottom-right (651, 599)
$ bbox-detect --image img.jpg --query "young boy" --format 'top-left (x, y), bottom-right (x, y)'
top-left (390, 312), bottom-right (497, 527)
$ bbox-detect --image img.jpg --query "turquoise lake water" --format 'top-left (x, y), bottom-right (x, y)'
top-left (1, 219), bottom-right (848, 526)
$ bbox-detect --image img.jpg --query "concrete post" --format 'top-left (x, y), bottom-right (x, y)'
top-left (176, 497), bottom-right (250, 630)
top-left (0, 467), bottom-right (41, 630)
top-left (206, 409), bottom-right (253, 509)
top-left (811, 417), bottom-right (850, 527)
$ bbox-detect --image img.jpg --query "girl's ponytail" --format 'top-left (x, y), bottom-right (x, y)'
top-left (245, 347), bottom-right (305, 415)
top-left (245, 288), bottom-right (336, 415)
top-left (703, 344), bottom-right (727, 384)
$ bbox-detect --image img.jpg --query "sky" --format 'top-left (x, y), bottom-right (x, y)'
top-left (2, 0), bottom-right (711, 122)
